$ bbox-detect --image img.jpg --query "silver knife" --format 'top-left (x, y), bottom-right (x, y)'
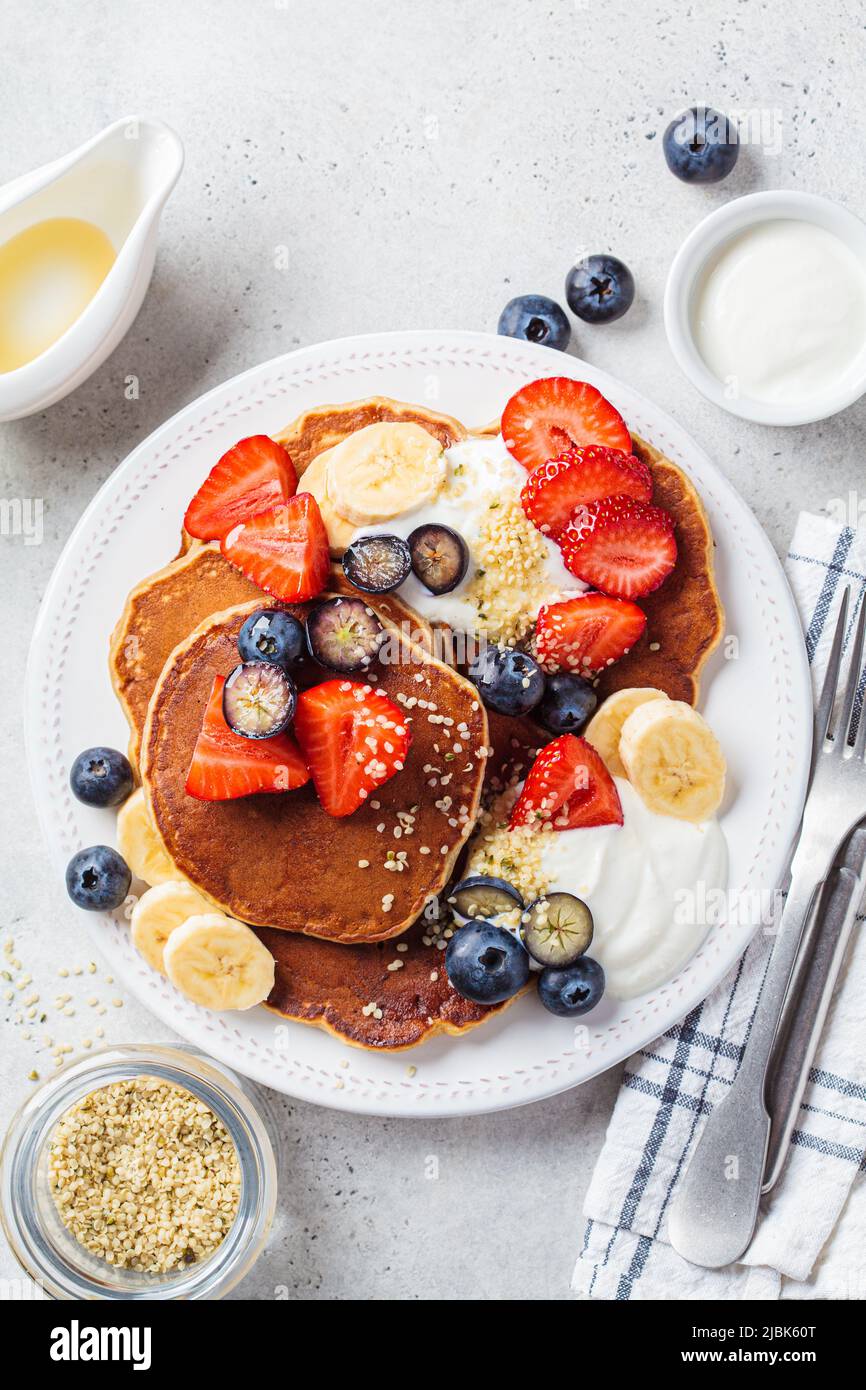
top-left (762, 825), bottom-right (866, 1193)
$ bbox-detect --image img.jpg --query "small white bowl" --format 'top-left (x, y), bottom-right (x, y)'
top-left (664, 190), bottom-right (866, 426)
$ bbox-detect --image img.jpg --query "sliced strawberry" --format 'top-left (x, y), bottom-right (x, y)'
top-left (294, 680), bottom-right (411, 818)
top-left (534, 594), bottom-right (647, 673)
top-left (520, 445), bottom-right (652, 538)
top-left (501, 377), bottom-right (631, 472)
top-left (509, 735), bottom-right (623, 831)
top-left (185, 435), bottom-right (297, 541)
top-left (221, 493), bottom-right (330, 602)
top-left (560, 496), bottom-right (677, 599)
top-left (186, 675), bottom-right (309, 801)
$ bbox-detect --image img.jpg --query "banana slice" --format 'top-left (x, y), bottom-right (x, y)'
top-left (302, 449), bottom-right (357, 556)
top-left (130, 881), bottom-right (215, 974)
top-left (325, 422), bottom-right (446, 527)
top-left (585, 687), bottom-right (670, 777)
top-left (163, 913), bottom-right (275, 1011)
top-left (117, 788), bottom-right (176, 886)
top-left (619, 699), bottom-right (726, 822)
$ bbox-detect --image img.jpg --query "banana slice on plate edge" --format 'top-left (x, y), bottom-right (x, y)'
top-left (163, 913), bottom-right (276, 1011)
top-left (584, 686), bottom-right (670, 778)
top-left (619, 698), bottom-right (726, 823)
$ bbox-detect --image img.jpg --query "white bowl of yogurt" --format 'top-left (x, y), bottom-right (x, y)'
top-left (664, 190), bottom-right (866, 425)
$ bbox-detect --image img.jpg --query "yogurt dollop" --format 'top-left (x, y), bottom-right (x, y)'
top-left (352, 435), bottom-right (582, 645)
top-left (539, 779), bottom-right (727, 999)
top-left (693, 218), bottom-right (866, 406)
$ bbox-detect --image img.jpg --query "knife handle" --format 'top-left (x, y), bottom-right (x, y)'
top-left (763, 863), bottom-right (862, 1193)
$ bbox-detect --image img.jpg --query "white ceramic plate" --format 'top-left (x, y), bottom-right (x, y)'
top-left (26, 330), bottom-right (812, 1117)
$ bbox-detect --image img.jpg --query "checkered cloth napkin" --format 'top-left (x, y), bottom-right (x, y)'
top-left (572, 512), bottom-right (866, 1301)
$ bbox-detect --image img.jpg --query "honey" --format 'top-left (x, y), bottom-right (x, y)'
top-left (0, 217), bottom-right (116, 372)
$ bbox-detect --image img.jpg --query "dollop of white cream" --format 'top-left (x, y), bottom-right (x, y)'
top-left (540, 780), bottom-right (727, 999)
top-left (351, 434), bottom-right (582, 636)
top-left (693, 219), bottom-right (866, 406)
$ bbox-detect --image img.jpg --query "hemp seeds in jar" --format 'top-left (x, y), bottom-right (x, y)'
top-left (47, 1075), bottom-right (241, 1273)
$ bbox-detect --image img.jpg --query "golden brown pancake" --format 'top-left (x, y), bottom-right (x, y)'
top-left (274, 395), bottom-right (467, 477)
top-left (258, 915), bottom-right (506, 1050)
top-left (273, 401), bottom-right (723, 707)
top-left (140, 599), bottom-right (488, 944)
top-left (113, 395), bottom-right (723, 1047)
top-left (110, 546), bottom-right (433, 769)
top-left (111, 545), bottom-right (263, 769)
top-left (178, 396), bottom-right (464, 560)
top-left (257, 712), bottom-right (547, 1048)
top-left (592, 436), bottom-right (723, 706)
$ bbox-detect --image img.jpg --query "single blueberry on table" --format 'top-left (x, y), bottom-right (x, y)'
top-left (663, 105), bottom-right (739, 184)
top-left (498, 295), bottom-right (571, 351)
top-left (565, 255), bottom-right (635, 324)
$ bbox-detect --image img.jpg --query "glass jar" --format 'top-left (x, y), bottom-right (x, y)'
top-left (0, 1044), bottom-right (277, 1299)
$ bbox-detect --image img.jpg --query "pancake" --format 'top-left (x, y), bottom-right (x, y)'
top-left (274, 395), bottom-right (467, 477)
top-left (140, 599), bottom-right (489, 944)
top-left (592, 435), bottom-right (723, 706)
top-left (113, 394), bottom-right (723, 1047)
top-left (110, 546), bottom-right (433, 769)
top-left (258, 914), bottom-right (506, 1051)
top-left (257, 711), bottom-right (547, 1049)
top-left (272, 400), bottom-right (722, 707)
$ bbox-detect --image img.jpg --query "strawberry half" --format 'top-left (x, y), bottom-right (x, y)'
top-left (560, 496), bottom-right (677, 599)
top-left (186, 675), bottom-right (309, 801)
top-left (221, 493), bottom-right (330, 602)
top-left (509, 735), bottom-right (623, 831)
top-left (501, 377), bottom-right (631, 472)
top-left (534, 594), bottom-right (647, 673)
top-left (184, 435), bottom-right (297, 541)
top-left (294, 680), bottom-right (411, 818)
top-left (520, 445), bottom-right (652, 538)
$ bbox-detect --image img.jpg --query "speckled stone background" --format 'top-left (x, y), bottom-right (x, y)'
top-left (1, 0), bottom-right (862, 1300)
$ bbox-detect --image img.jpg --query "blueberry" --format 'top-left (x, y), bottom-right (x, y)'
top-left (450, 875), bottom-right (524, 920)
top-left (65, 845), bottom-right (131, 911)
top-left (69, 747), bottom-right (135, 808)
top-left (663, 105), bottom-right (739, 184)
top-left (521, 893), bottom-right (593, 967)
top-left (223, 662), bottom-right (296, 738)
top-left (565, 255), bottom-right (635, 325)
top-left (306, 596), bottom-right (384, 671)
top-left (445, 920), bottom-right (531, 1005)
top-left (238, 609), bottom-right (305, 669)
top-left (468, 645), bottom-right (545, 716)
top-left (343, 534), bottom-right (412, 594)
top-left (408, 524), bottom-right (469, 595)
top-left (538, 957), bottom-right (605, 1017)
top-left (536, 673), bottom-right (598, 735)
top-left (497, 295), bottom-right (571, 351)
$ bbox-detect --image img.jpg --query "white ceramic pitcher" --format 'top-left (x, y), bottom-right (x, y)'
top-left (0, 116), bottom-right (183, 421)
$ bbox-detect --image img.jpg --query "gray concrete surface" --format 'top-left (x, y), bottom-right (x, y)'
top-left (1, 0), bottom-right (862, 1300)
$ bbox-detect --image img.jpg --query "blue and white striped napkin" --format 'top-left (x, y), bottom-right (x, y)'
top-left (572, 512), bottom-right (866, 1301)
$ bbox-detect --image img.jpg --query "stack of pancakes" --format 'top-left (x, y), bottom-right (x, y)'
top-left (110, 397), bottom-right (723, 1049)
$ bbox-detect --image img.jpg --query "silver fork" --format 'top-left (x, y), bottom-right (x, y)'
top-left (668, 587), bottom-right (866, 1269)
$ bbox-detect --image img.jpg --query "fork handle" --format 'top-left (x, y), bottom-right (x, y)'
top-left (667, 860), bottom-right (824, 1269)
